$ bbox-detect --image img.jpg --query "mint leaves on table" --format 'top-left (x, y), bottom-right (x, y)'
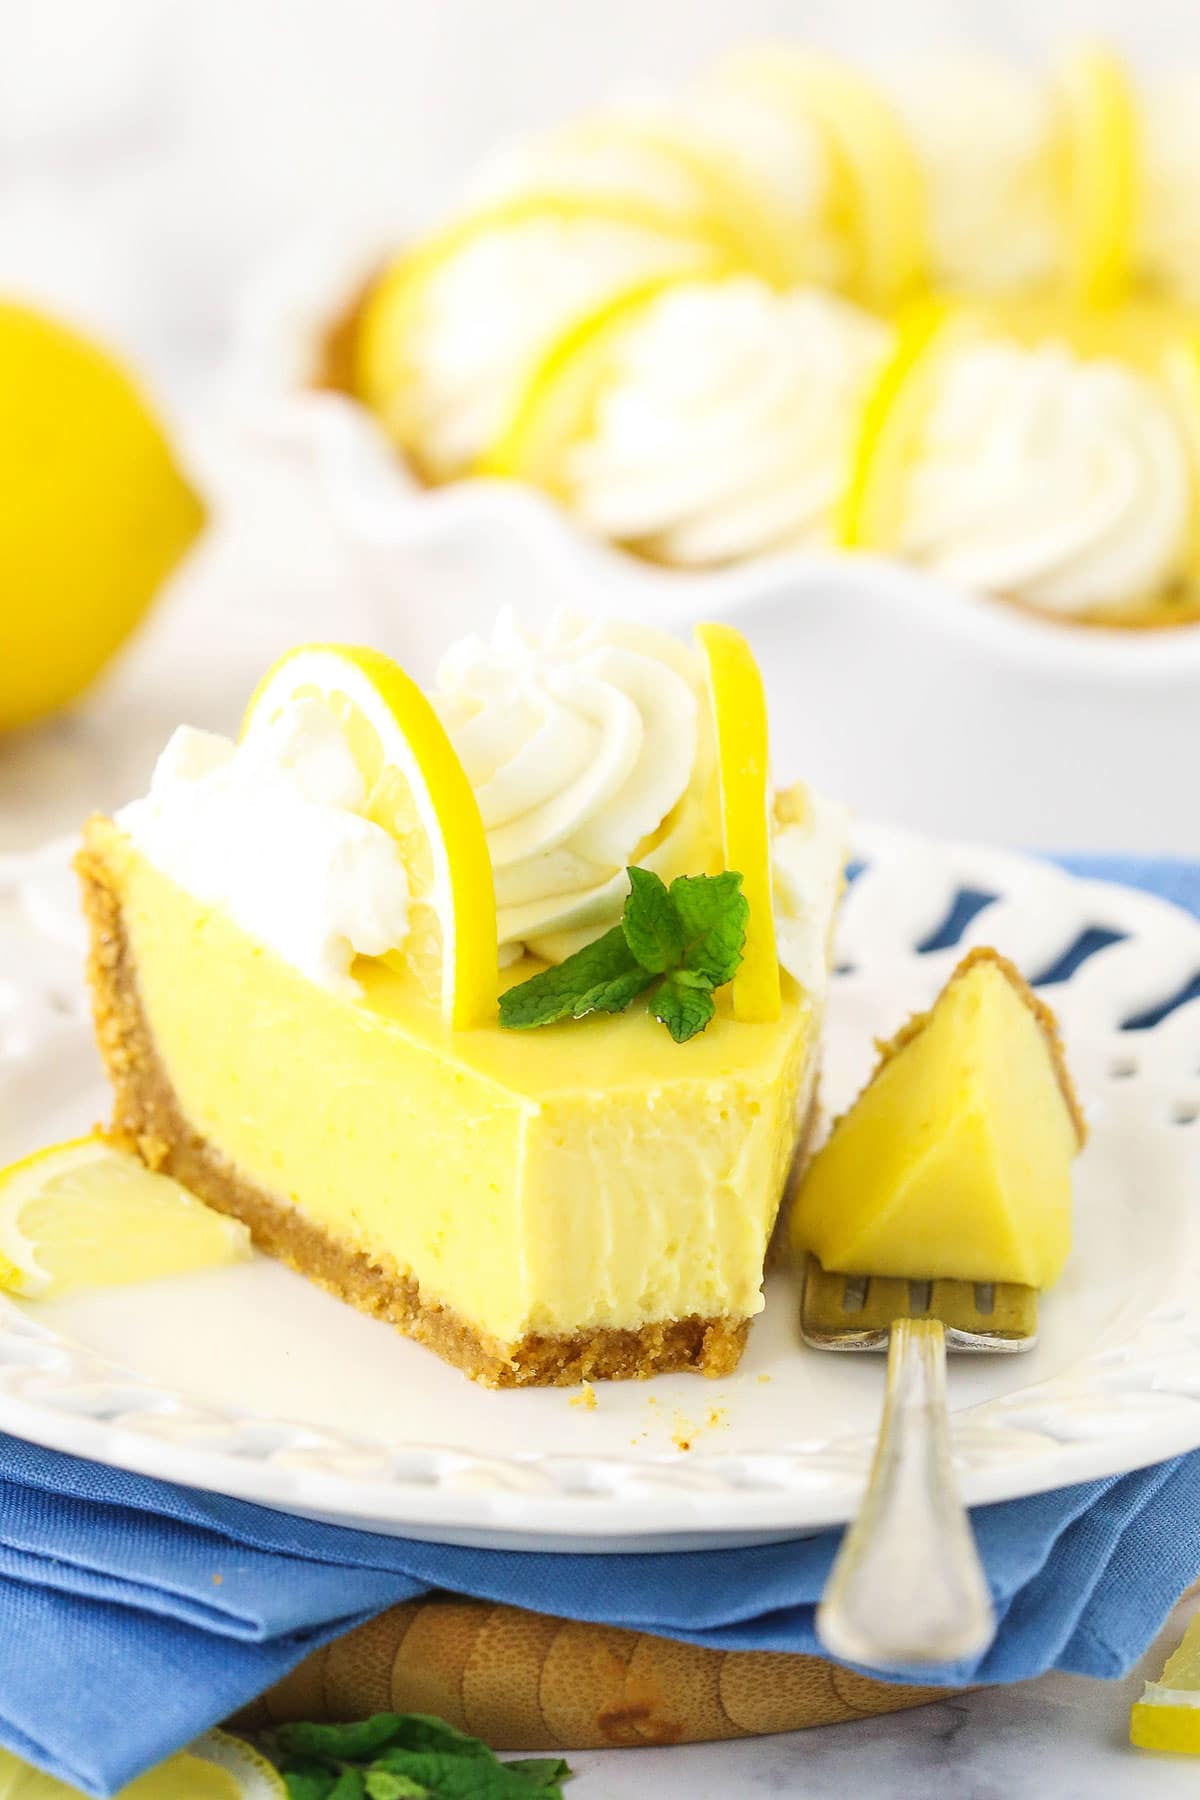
top-left (264, 1712), bottom-right (571, 1799)
top-left (498, 868), bottom-right (748, 1043)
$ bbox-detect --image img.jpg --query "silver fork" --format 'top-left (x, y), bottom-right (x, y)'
top-left (800, 1257), bottom-right (1038, 1671)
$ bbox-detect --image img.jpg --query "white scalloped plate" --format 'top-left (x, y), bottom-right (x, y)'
top-left (0, 828), bottom-right (1199, 1551)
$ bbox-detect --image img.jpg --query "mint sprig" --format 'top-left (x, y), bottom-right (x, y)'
top-left (499, 868), bottom-right (747, 1043)
top-left (264, 1713), bottom-right (571, 1798)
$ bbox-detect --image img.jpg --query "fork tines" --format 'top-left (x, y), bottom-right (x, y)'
top-left (801, 1256), bottom-right (1038, 1353)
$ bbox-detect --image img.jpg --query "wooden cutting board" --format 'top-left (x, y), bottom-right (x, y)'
top-left (232, 1596), bottom-right (951, 1750)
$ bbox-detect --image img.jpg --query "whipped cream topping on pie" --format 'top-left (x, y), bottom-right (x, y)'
top-left (118, 700), bottom-right (411, 996)
top-left (433, 610), bottom-right (712, 961)
top-left (375, 218), bottom-right (711, 481)
top-left (896, 341), bottom-right (1192, 616)
top-left (565, 278), bottom-right (891, 565)
top-left (434, 608), bottom-right (849, 978)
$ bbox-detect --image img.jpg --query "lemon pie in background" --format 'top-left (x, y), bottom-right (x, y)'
top-left (308, 40), bottom-right (1200, 627)
top-left (78, 615), bottom-right (847, 1386)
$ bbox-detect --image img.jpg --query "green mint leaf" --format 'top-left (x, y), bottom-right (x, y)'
top-left (330, 1774), bottom-right (369, 1800)
top-left (364, 1775), bottom-right (426, 1800)
top-left (497, 865), bottom-right (749, 1044)
top-left (283, 1767), bottom-right (339, 1800)
top-left (499, 927), bottom-right (641, 1029)
top-left (264, 1715), bottom-right (572, 1800)
top-left (653, 970), bottom-right (716, 1043)
top-left (369, 1750), bottom-right (553, 1796)
top-left (669, 871), bottom-right (748, 985)
top-left (279, 1718), bottom-right (419, 1761)
top-left (621, 866), bottom-right (684, 973)
top-left (376, 1718), bottom-right (497, 1760)
top-left (574, 965), bottom-right (657, 1015)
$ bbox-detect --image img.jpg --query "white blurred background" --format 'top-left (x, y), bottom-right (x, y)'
top-left (5, 0), bottom-right (1199, 403)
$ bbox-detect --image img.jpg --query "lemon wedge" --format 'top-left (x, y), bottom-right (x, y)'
top-left (0, 1731), bottom-right (285, 1797)
top-left (719, 49), bottom-right (926, 310)
top-left (0, 1136), bottom-right (251, 1301)
top-left (0, 302), bottom-right (204, 732)
top-left (1131, 1614), bottom-right (1200, 1754)
top-left (478, 272), bottom-right (702, 486)
top-left (242, 644), bottom-right (497, 1027)
top-left (1057, 43), bottom-right (1138, 308)
top-left (354, 190), bottom-right (726, 465)
top-left (837, 297), bottom-right (957, 550)
top-left (694, 623), bottom-right (779, 1024)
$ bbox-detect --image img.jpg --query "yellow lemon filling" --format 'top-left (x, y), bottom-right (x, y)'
top-left (94, 820), bottom-right (813, 1350)
top-left (790, 949), bottom-right (1084, 1288)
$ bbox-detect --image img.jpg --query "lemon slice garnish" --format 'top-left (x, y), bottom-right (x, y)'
top-left (694, 623), bottom-right (779, 1024)
top-left (719, 49), bottom-right (926, 310)
top-left (837, 298), bottom-right (957, 550)
top-left (0, 302), bottom-right (204, 732)
top-left (0, 1136), bottom-right (251, 1302)
top-left (242, 644), bottom-right (497, 1028)
top-left (478, 272), bottom-right (706, 486)
top-left (0, 1730), bottom-right (286, 1796)
top-left (1162, 338), bottom-right (1200, 583)
top-left (354, 190), bottom-right (728, 465)
top-left (1057, 43), bottom-right (1138, 308)
top-left (1131, 1614), bottom-right (1200, 1754)
top-left (187, 1732), bottom-right (287, 1797)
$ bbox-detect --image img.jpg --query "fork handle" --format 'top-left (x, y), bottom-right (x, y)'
top-left (816, 1315), bottom-right (996, 1670)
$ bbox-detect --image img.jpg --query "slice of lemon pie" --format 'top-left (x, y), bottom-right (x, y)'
top-left (79, 614), bottom-right (846, 1386)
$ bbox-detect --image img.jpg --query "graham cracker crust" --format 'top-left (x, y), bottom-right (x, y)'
top-left (76, 824), bottom-right (754, 1388)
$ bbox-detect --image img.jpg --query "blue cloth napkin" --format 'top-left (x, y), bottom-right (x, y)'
top-left (2, 854), bottom-right (1199, 1796)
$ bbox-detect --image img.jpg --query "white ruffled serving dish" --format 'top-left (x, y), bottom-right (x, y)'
top-left (226, 230), bottom-right (1200, 857)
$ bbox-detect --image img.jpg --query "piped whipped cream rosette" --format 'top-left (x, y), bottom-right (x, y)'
top-left (891, 337), bottom-right (1194, 620)
top-left (355, 201), bottom-right (730, 483)
top-left (560, 280), bottom-right (893, 567)
top-left (430, 609), bottom-right (847, 975)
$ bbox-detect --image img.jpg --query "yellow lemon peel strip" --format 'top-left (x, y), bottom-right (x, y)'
top-left (694, 623), bottom-right (780, 1023)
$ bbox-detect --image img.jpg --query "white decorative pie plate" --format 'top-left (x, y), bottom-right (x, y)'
top-left (0, 827), bottom-right (1198, 1551)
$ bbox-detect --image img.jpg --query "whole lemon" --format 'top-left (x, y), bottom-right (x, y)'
top-left (0, 302), bottom-right (206, 731)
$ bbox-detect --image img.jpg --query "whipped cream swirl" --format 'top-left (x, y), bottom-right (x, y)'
top-left (897, 341), bottom-right (1192, 616)
top-left (432, 611), bottom-right (714, 963)
top-left (434, 608), bottom-right (849, 990)
top-left (389, 218), bottom-right (711, 481)
top-left (118, 699), bottom-right (410, 996)
top-left (565, 278), bottom-right (891, 567)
